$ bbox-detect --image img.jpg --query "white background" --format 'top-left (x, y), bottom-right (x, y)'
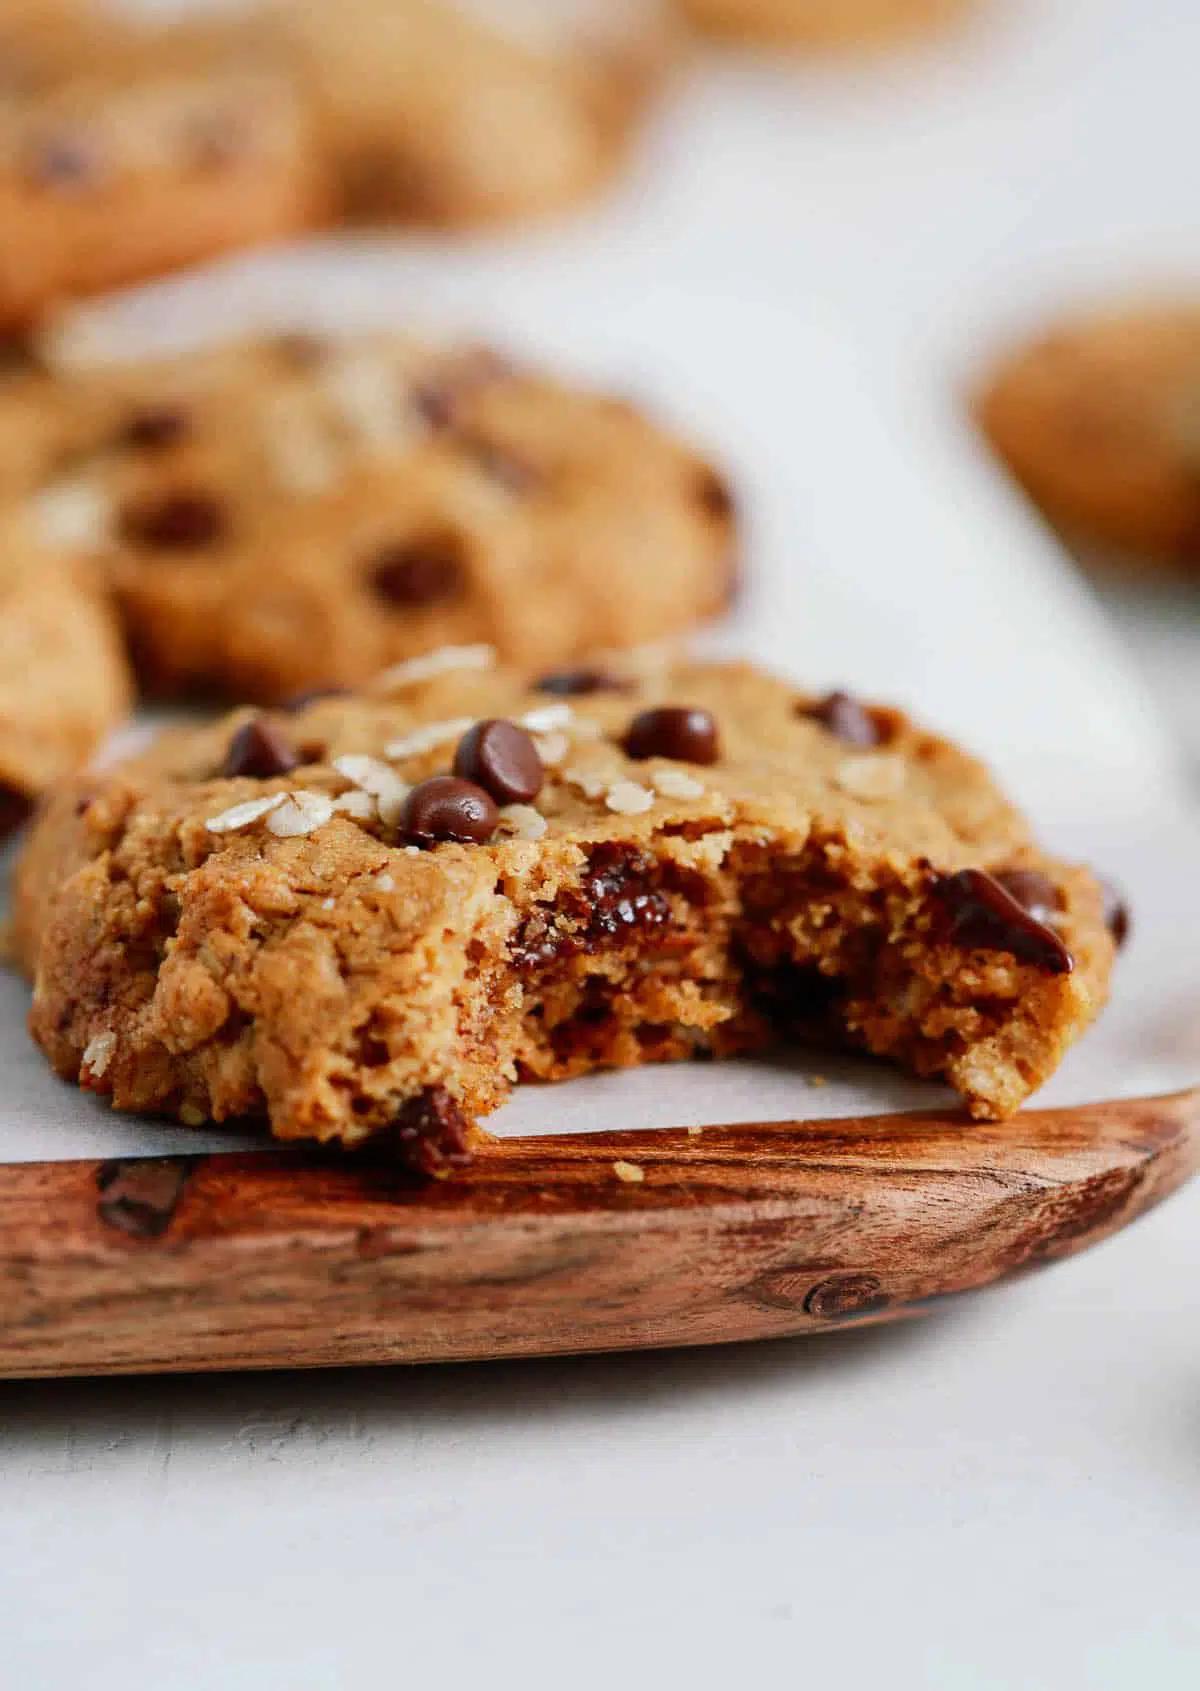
top-left (3, 2), bottom-right (1200, 1685)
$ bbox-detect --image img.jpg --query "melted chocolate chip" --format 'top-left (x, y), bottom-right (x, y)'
top-left (369, 534), bottom-right (465, 606)
top-left (511, 842), bottom-right (671, 971)
top-left (933, 868), bottom-right (1074, 974)
top-left (95, 1157), bottom-right (193, 1239)
top-left (801, 691), bottom-right (882, 749)
top-left (624, 706), bottom-right (719, 766)
top-left (1100, 877), bottom-right (1131, 948)
top-left (120, 405), bottom-right (191, 451)
top-left (401, 776), bottom-right (498, 845)
top-left (534, 668), bottom-right (629, 697)
top-left (221, 718), bottom-right (300, 780)
top-left (120, 490), bottom-right (226, 551)
top-left (454, 719), bottom-right (543, 805)
top-left (746, 958), bottom-right (843, 1026)
top-left (993, 868), bottom-right (1064, 928)
top-left (382, 1085), bottom-right (473, 1179)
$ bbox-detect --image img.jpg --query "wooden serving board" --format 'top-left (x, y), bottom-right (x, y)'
top-left (1, 1089), bottom-right (1196, 1380)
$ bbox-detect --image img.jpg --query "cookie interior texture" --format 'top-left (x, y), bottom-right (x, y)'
top-left (976, 304), bottom-right (1200, 573)
top-left (7, 329), bottom-right (736, 701)
top-left (13, 654), bottom-right (1117, 1174)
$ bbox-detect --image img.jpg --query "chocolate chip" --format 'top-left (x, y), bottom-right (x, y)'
top-left (454, 719), bottom-right (543, 805)
top-left (801, 691), bottom-right (882, 749)
top-left (510, 842), bottom-right (671, 970)
top-left (1100, 877), bottom-right (1131, 948)
top-left (401, 776), bottom-right (498, 845)
top-left (624, 706), bottom-right (719, 766)
top-left (993, 868), bottom-right (1064, 928)
top-left (382, 1085), bottom-right (473, 1179)
top-left (95, 1157), bottom-right (193, 1239)
top-left (534, 667), bottom-right (629, 697)
top-left (0, 783), bottom-right (31, 840)
top-left (694, 464), bottom-right (736, 523)
top-left (120, 405), bottom-right (190, 451)
top-left (369, 534), bottom-right (465, 606)
top-left (221, 718), bottom-right (301, 780)
top-left (120, 490), bottom-right (226, 551)
top-left (932, 868), bottom-right (1074, 974)
top-left (26, 127), bottom-right (99, 190)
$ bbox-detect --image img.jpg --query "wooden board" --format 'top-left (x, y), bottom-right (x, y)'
top-left (0, 1089), bottom-right (1196, 1380)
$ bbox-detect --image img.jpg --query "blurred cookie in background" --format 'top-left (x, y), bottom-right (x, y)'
top-left (0, 7), bottom-right (324, 327)
top-left (678, 0), bottom-right (968, 48)
top-left (0, 510), bottom-right (131, 836)
top-left (270, 0), bottom-right (677, 226)
top-left (13, 327), bottom-right (738, 703)
top-left (976, 303), bottom-right (1200, 578)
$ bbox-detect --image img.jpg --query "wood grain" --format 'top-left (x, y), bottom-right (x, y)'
top-left (0, 1090), bottom-right (1196, 1380)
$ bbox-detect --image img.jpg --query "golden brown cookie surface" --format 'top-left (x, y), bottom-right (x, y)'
top-left (0, 511), bottom-right (131, 833)
top-left (10, 329), bottom-right (736, 702)
top-left (14, 654), bottom-right (1116, 1167)
top-left (976, 304), bottom-right (1200, 574)
top-left (679, 0), bottom-right (967, 47)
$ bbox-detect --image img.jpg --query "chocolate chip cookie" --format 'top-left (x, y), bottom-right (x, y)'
top-left (272, 0), bottom-right (675, 225)
top-left (13, 329), bottom-right (737, 702)
top-left (0, 511), bottom-right (131, 836)
top-left (679, 0), bottom-right (967, 47)
top-left (14, 653), bottom-right (1118, 1170)
top-left (0, 10), bottom-right (324, 328)
top-left (976, 304), bottom-right (1200, 575)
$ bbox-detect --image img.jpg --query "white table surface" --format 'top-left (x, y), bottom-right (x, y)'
top-left (3, 2), bottom-right (1199, 1686)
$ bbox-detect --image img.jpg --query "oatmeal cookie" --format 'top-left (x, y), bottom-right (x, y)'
top-left (0, 511), bottom-right (131, 836)
top-left (679, 0), bottom-right (967, 48)
top-left (14, 652), bottom-right (1118, 1169)
top-left (0, 9), bottom-right (324, 326)
top-left (976, 304), bottom-right (1200, 574)
top-left (13, 329), bottom-right (737, 701)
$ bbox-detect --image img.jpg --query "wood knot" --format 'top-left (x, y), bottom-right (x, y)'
top-left (95, 1157), bottom-right (195, 1239)
top-left (803, 1273), bottom-right (889, 1321)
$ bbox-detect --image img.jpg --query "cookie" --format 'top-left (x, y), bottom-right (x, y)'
top-left (976, 305), bottom-right (1200, 574)
top-left (271, 0), bottom-right (675, 224)
top-left (14, 652), bottom-right (1117, 1171)
top-left (0, 11), bottom-right (323, 327)
top-left (0, 511), bottom-right (131, 836)
top-left (12, 329), bottom-right (737, 702)
top-left (679, 0), bottom-right (967, 47)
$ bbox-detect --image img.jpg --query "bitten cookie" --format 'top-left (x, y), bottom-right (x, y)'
top-left (13, 329), bottom-right (737, 702)
top-left (0, 512), bottom-right (131, 836)
top-left (679, 0), bottom-right (967, 47)
top-left (0, 9), bottom-right (323, 327)
top-left (14, 651), bottom-right (1119, 1172)
top-left (976, 304), bottom-right (1200, 575)
top-left (272, 0), bottom-right (675, 225)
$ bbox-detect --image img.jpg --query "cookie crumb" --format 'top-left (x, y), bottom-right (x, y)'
top-left (808, 1074), bottom-right (828, 1088)
top-left (686, 1123), bottom-right (703, 1136)
top-left (178, 1103), bottom-right (206, 1127)
top-left (612, 1159), bottom-right (645, 1184)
